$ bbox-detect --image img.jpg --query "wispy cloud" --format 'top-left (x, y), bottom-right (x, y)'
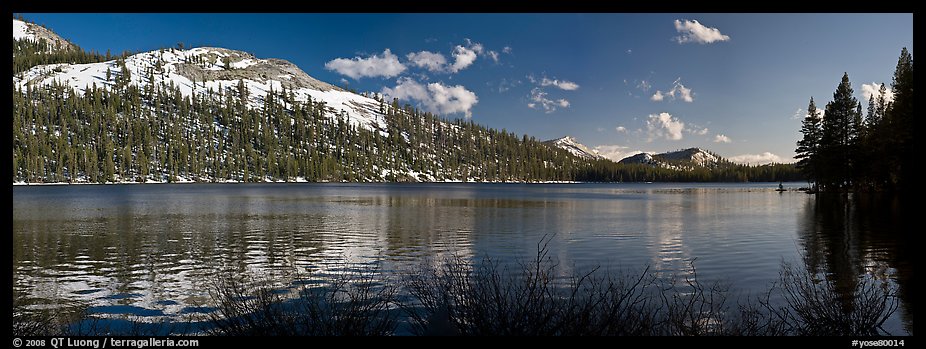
top-left (651, 78), bottom-right (694, 103)
top-left (382, 77), bottom-right (478, 118)
top-left (502, 46), bottom-right (513, 54)
top-left (616, 126), bottom-right (627, 133)
top-left (729, 152), bottom-right (784, 165)
top-left (325, 49), bottom-right (406, 79)
top-left (487, 50), bottom-right (500, 63)
top-left (646, 112), bottom-right (685, 141)
top-left (540, 77), bottom-right (579, 91)
top-left (527, 88), bottom-right (570, 113)
top-left (493, 78), bottom-right (521, 93)
top-left (673, 19), bottom-right (730, 44)
top-left (713, 134), bottom-right (732, 143)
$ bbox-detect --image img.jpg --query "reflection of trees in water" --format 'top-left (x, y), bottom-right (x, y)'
top-left (796, 193), bottom-right (913, 334)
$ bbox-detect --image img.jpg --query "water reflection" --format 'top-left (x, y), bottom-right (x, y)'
top-left (12, 183), bottom-right (913, 334)
top-left (796, 194), bottom-right (912, 335)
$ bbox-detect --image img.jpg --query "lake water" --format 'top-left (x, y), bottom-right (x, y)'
top-left (12, 183), bottom-right (913, 335)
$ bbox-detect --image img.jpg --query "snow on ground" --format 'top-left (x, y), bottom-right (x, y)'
top-left (13, 19), bottom-right (32, 41)
top-left (230, 58), bottom-right (257, 69)
top-left (14, 46), bottom-right (389, 133)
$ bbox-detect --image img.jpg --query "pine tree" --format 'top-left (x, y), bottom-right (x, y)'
top-left (820, 73), bottom-right (858, 190)
top-left (884, 47), bottom-right (913, 190)
top-left (795, 97), bottom-right (822, 189)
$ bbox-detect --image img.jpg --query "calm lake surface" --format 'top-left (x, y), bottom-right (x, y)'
top-left (12, 183), bottom-right (913, 335)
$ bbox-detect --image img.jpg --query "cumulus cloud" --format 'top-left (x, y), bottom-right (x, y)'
top-left (650, 90), bottom-right (665, 102)
top-left (406, 51), bottom-right (448, 72)
top-left (527, 88), bottom-right (570, 113)
top-left (713, 134), bottom-right (732, 143)
top-left (325, 49), bottom-right (406, 79)
top-left (673, 19), bottom-right (730, 44)
top-left (652, 78), bottom-right (694, 103)
top-left (646, 112), bottom-right (685, 141)
top-left (446, 39), bottom-right (485, 73)
top-left (540, 77), bottom-right (580, 91)
top-left (502, 46), bottom-right (512, 54)
top-left (729, 152), bottom-right (784, 165)
top-left (382, 78), bottom-right (478, 118)
top-left (594, 145), bottom-right (651, 162)
top-left (616, 126), bottom-right (627, 133)
top-left (860, 82), bottom-right (894, 104)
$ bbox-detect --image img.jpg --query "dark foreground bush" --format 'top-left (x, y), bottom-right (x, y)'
top-left (205, 267), bottom-right (399, 336)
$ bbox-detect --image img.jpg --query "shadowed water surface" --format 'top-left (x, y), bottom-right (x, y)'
top-left (12, 182), bottom-right (912, 334)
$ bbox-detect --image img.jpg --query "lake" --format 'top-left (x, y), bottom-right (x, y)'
top-left (12, 182), bottom-right (913, 335)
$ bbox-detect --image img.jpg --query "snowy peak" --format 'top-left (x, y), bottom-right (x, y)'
top-left (619, 152), bottom-right (659, 165)
top-left (658, 148), bottom-right (723, 167)
top-left (619, 148), bottom-right (729, 170)
top-left (14, 45), bottom-right (389, 132)
top-left (13, 18), bottom-right (76, 52)
top-left (543, 136), bottom-right (604, 160)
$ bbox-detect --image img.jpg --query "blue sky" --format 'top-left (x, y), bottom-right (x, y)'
top-left (22, 13), bottom-right (912, 163)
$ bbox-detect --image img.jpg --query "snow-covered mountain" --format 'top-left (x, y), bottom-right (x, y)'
top-left (543, 136), bottom-right (605, 160)
top-left (619, 148), bottom-right (730, 170)
top-left (13, 18), bottom-right (76, 52)
top-left (14, 44), bottom-right (388, 132)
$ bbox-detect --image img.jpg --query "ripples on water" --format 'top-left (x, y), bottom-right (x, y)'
top-left (12, 183), bottom-right (912, 334)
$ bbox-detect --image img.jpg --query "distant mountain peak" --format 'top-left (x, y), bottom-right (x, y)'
top-left (619, 147), bottom-right (729, 170)
top-left (543, 136), bottom-right (604, 160)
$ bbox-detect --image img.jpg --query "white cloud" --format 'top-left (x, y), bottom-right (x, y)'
top-left (596, 127), bottom-right (605, 132)
top-left (594, 145), bottom-right (651, 162)
top-left (650, 90), bottom-right (665, 101)
top-left (325, 49), bottom-right (406, 79)
top-left (626, 49), bottom-right (632, 54)
top-left (540, 77), bottom-right (579, 91)
top-left (447, 39), bottom-right (486, 73)
top-left (651, 78), bottom-right (694, 103)
top-left (487, 50), bottom-right (500, 63)
top-left (729, 152), bottom-right (783, 165)
top-left (382, 78), bottom-right (478, 118)
top-left (673, 19), bottom-right (730, 44)
top-left (646, 112), bottom-right (685, 141)
top-left (713, 134), bottom-right (732, 143)
top-left (406, 51), bottom-right (448, 72)
top-left (528, 88), bottom-right (570, 113)
top-left (502, 46), bottom-right (512, 54)
top-left (636, 80), bottom-right (651, 92)
top-left (792, 107), bottom-right (824, 120)
top-left (860, 82), bottom-right (894, 104)
top-left (450, 45), bottom-right (478, 73)
top-left (616, 126), bottom-right (627, 133)
top-left (339, 78), bottom-right (349, 85)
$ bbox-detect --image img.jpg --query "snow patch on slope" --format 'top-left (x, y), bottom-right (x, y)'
top-left (13, 19), bottom-right (30, 41)
top-left (544, 136), bottom-right (604, 160)
top-left (14, 46), bottom-right (389, 132)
